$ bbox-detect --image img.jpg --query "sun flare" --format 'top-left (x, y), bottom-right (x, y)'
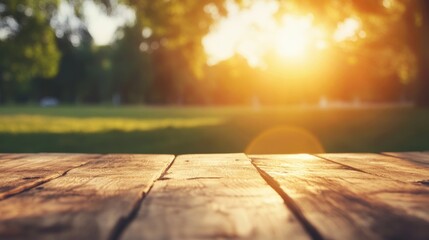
top-left (203, 1), bottom-right (361, 68)
top-left (276, 15), bottom-right (325, 59)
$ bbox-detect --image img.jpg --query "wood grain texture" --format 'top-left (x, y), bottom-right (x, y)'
top-left (0, 154), bottom-right (31, 160)
top-left (318, 153), bottom-right (429, 183)
top-left (384, 152), bottom-right (429, 165)
top-left (122, 154), bottom-right (310, 240)
top-left (251, 154), bottom-right (429, 240)
top-left (0, 154), bottom-right (98, 200)
top-left (0, 154), bottom-right (174, 240)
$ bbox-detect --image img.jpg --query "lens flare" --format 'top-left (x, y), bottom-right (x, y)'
top-left (245, 126), bottom-right (325, 154)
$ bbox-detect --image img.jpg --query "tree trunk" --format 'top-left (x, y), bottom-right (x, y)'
top-left (416, 0), bottom-right (429, 106)
top-left (0, 70), bottom-right (4, 104)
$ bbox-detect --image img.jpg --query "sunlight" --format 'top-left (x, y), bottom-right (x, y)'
top-left (333, 18), bottom-right (361, 42)
top-left (0, 115), bottom-right (225, 133)
top-left (203, 1), bottom-right (330, 67)
top-left (203, 1), bottom-right (367, 68)
top-left (82, 1), bottom-right (135, 45)
top-left (276, 14), bottom-right (323, 59)
top-left (203, 0), bottom-right (279, 67)
top-left (383, 0), bottom-right (394, 9)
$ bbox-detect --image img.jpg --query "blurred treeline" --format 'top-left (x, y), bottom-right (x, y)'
top-left (1, 0), bottom-right (429, 105)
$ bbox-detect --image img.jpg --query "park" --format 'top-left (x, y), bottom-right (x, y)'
top-left (0, 0), bottom-right (429, 239)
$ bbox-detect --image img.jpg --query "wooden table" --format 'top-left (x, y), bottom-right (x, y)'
top-left (0, 152), bottom-right (428, 240)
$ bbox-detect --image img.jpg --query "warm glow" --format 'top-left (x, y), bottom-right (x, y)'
top-left (203, 1), bottom-right (279, 67)
top-left (333, 18), bottom-right (361, 42)
top-left (276, 15), bottom-right (312, 58)
top-left (0, 115), bottom-right (224, 133)
top-left (383, 0), bottom-right (394, 9)
top-left (203, 1), bottom-right (363, 67)
top-left (276, 15), bottom-right (324, 59)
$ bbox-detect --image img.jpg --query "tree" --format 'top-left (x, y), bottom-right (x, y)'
top-left (117, 0), bottom-right (427, 105)
top-left (2, 0), bottom-right (428, 105)
top-left (119, 0), bottom-right (231, 103)
top-left (110, 21), bottom-right (153, 104)
top-left (0, 0), bottom-right (60, 103)
top-left (308, 0), bottom-right (429, 105)
top-left (415, 0), bottom-right (429, 106)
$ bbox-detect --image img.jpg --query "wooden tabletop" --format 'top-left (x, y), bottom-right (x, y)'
top-left (0, 152), bottom-right (428, 240)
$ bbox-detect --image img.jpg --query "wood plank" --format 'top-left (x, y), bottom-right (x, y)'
top-left (317, 153), bottom-right (429, 183)
top-left (122, 154), bottom-right (310, 240)
top-left (0, 154), bottom-right (174, 240)
top-left (0, 154), bottom-right (31, 160)
top-left (0, 154), bottom-right (98, 200)
top-left (384, 152), bottom-right (429, 165)
top-left (251, 154), bottom-right (429, 240)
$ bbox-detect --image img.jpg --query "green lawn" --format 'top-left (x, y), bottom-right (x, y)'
top-left (0, 105), bottom-right (428, 154)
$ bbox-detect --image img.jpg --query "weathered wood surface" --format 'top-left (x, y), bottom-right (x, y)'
top-left (122, 154), bottom-right (309, 240)
top-left (384, 152), bottom-right (429, 165)
top-left (250, 154), bottom-right (429, 240)
top-left (318, 153), bottom-right (429, 183)
top-left (0, 152), bottom-right (428, 240)
top-left (0, 154), bottom-right (98, 200)
top-left (0, 153), bottom-right (31, 160)
top-left (0, 154), bottom-right (174, 240)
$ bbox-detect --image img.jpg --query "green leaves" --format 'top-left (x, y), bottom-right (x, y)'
top-left (0, 0), bottom-right (61, 82)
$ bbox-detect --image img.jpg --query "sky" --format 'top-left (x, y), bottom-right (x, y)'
top-left (55, 0), bottom-right (135, 46)
top-left (83, 1), bottom-right (135, 45)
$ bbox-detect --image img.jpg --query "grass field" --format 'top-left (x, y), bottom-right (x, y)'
top-left (0, 105), bottom-right (429, 154)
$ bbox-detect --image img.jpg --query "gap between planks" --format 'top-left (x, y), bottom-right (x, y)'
top-left (0, 154), bottom-right (175, 240)
top-left (120, 154), bottom-right (311, 240)
top-left (0, 162), bottom-right (89, 201)
top-left (0, 154), bottom-right (101, 201)
top-left (316, 153), bottom-right (429, 184)
top-left (382, 152), bottom-right (429, 166)
top-left (1, 154), bottom-right (314, 240)
top-left (3, 153), bottom-right (427, 240)
top-left (108, 155), bottom-right (177, 240)
top-left (248, 157), bottom-right (324, 240)
top-left (250, 154), bottom-right (429, 240)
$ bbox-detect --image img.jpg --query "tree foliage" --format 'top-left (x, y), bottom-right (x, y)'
top-left (0, 0), bottom-right (428, 105)
top-left (0, 0), bottom-right (61, 102)
top-left (0, 1), bottom-right (60, 80)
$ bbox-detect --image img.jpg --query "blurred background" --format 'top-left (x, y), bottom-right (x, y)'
top-left (0, 0), bottom-right (429, 154)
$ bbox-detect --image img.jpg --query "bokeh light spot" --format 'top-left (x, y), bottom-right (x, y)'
top-left (246, 126), bottom-right (325, 154)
